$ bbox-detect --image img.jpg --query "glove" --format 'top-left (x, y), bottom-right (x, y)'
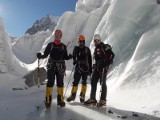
top-left (110, 60), bottom-right (113, 64)
top-left (92, 64), bottom-right (96, 69)
top-left (68, 54), bottom-right (73, 59)
top-left (73, 60), bottom-right (78, 65)
top-left (89, 67), bottom-right (92, 74)
top-left (37, 53), bottom-right (42, 59)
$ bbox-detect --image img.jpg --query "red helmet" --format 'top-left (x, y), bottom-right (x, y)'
top-left (54, 29), bottom-right (62, 36)
top-left (78, 35), bottom-right (85, 41)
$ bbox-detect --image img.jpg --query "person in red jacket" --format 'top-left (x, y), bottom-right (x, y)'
top-left (84, 34), bottom-right (114, 107)
top-left (37, 29), bottom-right (72, 108)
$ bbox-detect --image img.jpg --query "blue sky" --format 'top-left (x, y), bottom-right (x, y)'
top-left (0, 0), bottom-right (77, 37)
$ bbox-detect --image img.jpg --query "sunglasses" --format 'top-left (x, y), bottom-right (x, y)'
top-left (55, 34), bottom-right (62, 37)
top-left (94, 39), bottom-right (100, 42)
top-left (79, 41), bottom-right (85, 43)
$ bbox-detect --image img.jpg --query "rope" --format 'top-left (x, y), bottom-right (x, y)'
top-left (77, 60), bottom-right (89, 73)
top-left (55, 62), bottom-right (66, 75)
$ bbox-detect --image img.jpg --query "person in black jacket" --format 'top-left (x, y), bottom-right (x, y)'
top-left (66, 35), bottom-right (92, 103)
top-left (84, 34), bottom-right (114, 107)
top-left (37, 29), bottom-right (72, 108)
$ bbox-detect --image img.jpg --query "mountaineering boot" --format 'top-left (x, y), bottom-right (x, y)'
top-left (97, 100), bottom-right (107, 107)
top-left (84, 99), bottom-right (97, 106)
top-left (66, 86), bottom-right (78, 102)
top-left (79, 84), bottom-right (87, 103)
top-left (45, 87), bottom-right (53, 108)
top-left (57, 87), bottom-right (65, 107)
top-left (66, 93), bottom-right (76, 102)
top-left (45, 102), bottom-right (51, 109)
top-left (80, 92), bottom-right (85, 103)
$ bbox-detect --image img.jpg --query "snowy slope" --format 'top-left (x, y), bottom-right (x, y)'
top-left (0, 0), bottom-right (160, 120)
top-left (12, 31), bottom-right (52, 64)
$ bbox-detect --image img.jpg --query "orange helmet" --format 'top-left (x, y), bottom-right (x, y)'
top-left (78, 35), bottom-right (85, 41)
top-left (54, 29), bottom-right (62, 36)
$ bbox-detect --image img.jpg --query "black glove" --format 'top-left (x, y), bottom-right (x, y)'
top-left (92, 64), bottom-right (96, 69)
top-left (110, 60), bottom-right (113, 64)
top-left (68, 54), bottom-right (73, 59)
top-left (89, 67), bottom-right (92, 74)
top-left (37, 53), bottom-right (42, 59)
top-left (73, 60), bottom-right (78, 65)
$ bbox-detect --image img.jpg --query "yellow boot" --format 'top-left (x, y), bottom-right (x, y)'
top-left (45, 87), bottom-right (53, 108)
top-left (66, 86), bottom-right (78, 102)
top-left (80, 84), bottom-right (87, 103)
top-left (57, 87), bottom-right (65, 107)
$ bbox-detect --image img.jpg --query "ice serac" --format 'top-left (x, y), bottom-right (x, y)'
top-left (0, 18), bottom-right (27, 75)
top-left (96, 0), bottom-right (160, 88)
top-left (53, 0), bottom-right (110, 48)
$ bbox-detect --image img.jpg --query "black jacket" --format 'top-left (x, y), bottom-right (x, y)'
top-left (94, 42), bottom-right (114, 67)
top-left (73, 46), bottom-right (92, 68)
top-left (40, 42), bottom-right (70, 60)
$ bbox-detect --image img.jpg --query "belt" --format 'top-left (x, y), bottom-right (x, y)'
top-left (49, 58), bottom-right (65, 63)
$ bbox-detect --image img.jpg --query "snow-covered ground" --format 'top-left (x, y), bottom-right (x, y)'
top-left (0, 0), bottom-right (160, 120)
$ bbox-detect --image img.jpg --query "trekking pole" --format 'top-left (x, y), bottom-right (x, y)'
top-left (36, 59), bottom-right (40, 111)
top-left (72, 25), bottom-right (77, 48)
top-left (63, 65), bottom-right (75, 98)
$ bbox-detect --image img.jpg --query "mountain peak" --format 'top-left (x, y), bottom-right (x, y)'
top-left (25, 15), bottom-right (59, 35)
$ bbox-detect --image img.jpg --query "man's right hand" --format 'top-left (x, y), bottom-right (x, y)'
top-left (68, 54), bottom-right (73, 59)
top-left (89, 67), bottom-right (92, 75)
top-left (37, 53), bottom-right (42, 59)
top-left (73, 60), bottom-right (78, 65)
